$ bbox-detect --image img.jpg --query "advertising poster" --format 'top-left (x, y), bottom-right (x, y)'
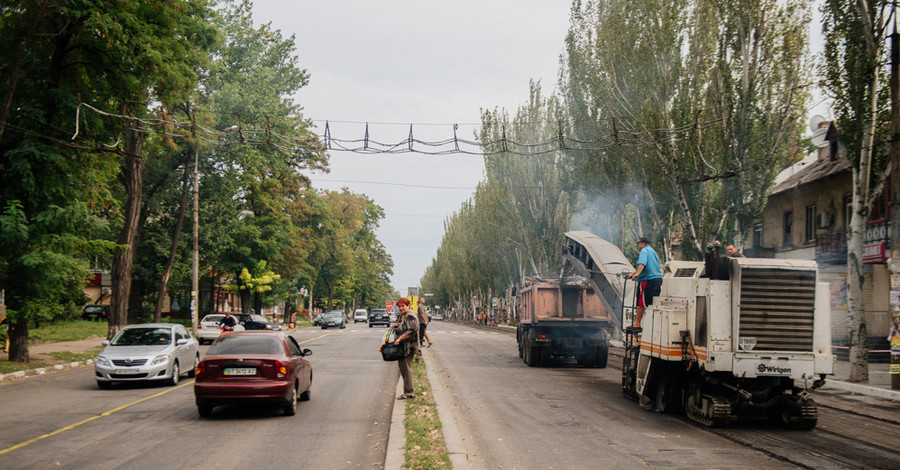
top-left (820, 272), bottom-right (848, 311)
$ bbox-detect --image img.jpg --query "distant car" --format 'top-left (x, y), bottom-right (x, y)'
top-left (95, 323), bottom-right (199, 389)
top-left (321, 310), bottom-right (345, 329)
top-left (235, 313), bottom-right (281, 331)
top-left (431, 313), bottom-right (444, 321)
top-left (194, 331), bottom-right (312, 417)
top-left (82, 305), bottom-right (110, 321)
top-left (313, 313), bottom-right (325, 326)
top-left (197, 314), bottom-right (246, 345)
top-left (368, 309), bottom-right (390, 328)
top-left (353, 309), bottom-right (368, 323)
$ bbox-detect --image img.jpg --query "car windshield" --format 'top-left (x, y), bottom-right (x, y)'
top-left (325, 312), bottom-right (342, 318)
top-left (84, 306), bottom-right (104, 313)
top-left (201, 315), bottom-right (224, 323)
top-left (111, 327), bottom-right (172, 346)
top-left (249, 314), bottom-right (268, 322)
top-left (208, 336), bottom-right (283, 355)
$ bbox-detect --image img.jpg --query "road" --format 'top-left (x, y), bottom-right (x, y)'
top-left (0, 323), bottom-right (398, 470)
top-left (425, 322), bottom-right (900, 470)
top-left (2, 321), bottom-right (898, 469)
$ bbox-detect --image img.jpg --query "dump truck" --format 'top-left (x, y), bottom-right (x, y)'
top-left (517, 276), bottom-right (613, 367)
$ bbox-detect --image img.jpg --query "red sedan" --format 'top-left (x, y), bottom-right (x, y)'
top-left (194, 331), bottom-right (312, 417)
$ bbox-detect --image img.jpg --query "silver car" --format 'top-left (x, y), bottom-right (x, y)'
top-left (196, 314), bottom-right (245, 344)
top-left (95, 323), bottom-right (200, 389)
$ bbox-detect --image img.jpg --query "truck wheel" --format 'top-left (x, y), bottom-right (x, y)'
top-left (518, 339), bottom-right (524, 358)
top-left (540, 347), bottom-right (552, 365)
top-left (595, 345), bottom-right (609, 369)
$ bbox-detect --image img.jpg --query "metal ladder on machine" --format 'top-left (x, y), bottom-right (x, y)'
top-left (621, 277), bottom-right (642, 402)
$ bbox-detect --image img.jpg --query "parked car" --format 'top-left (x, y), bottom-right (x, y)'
top-left (353, 309), bottom-right (368, 323)
top-left (82, 305), bottom-right (110, 321)
top-left (320, 310), bottom-right (345, 329)
top-left (235, 313), bottom-right (281, 331)
top-left (313, 312), bottom-right (325, 326)
top-left (194, 331), bottom-right (312, 417)
top-left (368, 309), bottom-right (390, 328)
top-left (95, 323), bottom-right (199, 389)
top-left (197, 314), bottom-right (246, 344)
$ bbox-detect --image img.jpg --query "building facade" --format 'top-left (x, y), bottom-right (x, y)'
top-left (748, 122), bottom-right (891, 358)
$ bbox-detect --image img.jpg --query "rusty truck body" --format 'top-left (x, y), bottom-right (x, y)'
top-left (516, 276), bottom-right (612, 367)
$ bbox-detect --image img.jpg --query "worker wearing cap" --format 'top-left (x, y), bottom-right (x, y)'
top-left (628, 237), bottom-right (662, 329)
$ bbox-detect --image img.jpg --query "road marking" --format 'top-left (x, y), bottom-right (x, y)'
top-left (295, 331), bottom-right (337, 344)
top-left (0, 380), bottom-right (194, 456)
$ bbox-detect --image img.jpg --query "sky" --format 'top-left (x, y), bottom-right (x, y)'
top-left (250, 1), bottom-right (831, 296)
top-left (251, 1), bottom-right (573, 295)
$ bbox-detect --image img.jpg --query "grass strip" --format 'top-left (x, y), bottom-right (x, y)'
top-left (404, 356), bottom-right (451, 470)
top-left (0, 359), bottom-right (48, 374)
top-left (28, 320), bottom-right (107, 344)
top-left (49, 349), bottom-right (102, 363)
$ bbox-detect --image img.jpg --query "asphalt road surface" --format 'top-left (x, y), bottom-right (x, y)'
top-left (425, 322), bottom-right (900, 470)
top-left (3, 321), bottom-right (898, 469)
top-left (0, 323), bottom-right (398, 470)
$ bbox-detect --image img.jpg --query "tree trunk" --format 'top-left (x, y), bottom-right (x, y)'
top-left (7, 314), bottom-right (29, 363)
top-left (108, 130), bottom-right (144, 339)
top-left (847, 188), bottom-right (869, 382)
top-left (154, 163), bottom-right (191, 322)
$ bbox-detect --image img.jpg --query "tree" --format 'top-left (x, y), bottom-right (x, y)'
top-left (0, 1), bottom-right (215, 358)
top-left (560, 0), bottom-right (810, 259)
top-left (821, 0), bottom-right (893, 382)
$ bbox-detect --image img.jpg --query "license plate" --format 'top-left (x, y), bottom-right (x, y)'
top-left (115, 369), bottom-right (141, 375)
top-left (224, 368), bottom-right (256, 376)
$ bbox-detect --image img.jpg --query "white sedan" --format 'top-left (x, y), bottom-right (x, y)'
top-left (95, 323), bottom-right (199, 389)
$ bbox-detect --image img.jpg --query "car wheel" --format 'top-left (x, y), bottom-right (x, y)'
top-left (369, 323), bottom-right (373, 328)
top-left (168, 361), bottom-right (180, 386)
top-left (300, 385), bottom-right (311, 401)
top-left (187, 354), bottom-right (199, 378)
top-left (97, 381), bottom-right (112, 390)
top-left (197, 401), bottom-right (213, 418)
top-left (284, 385), bottom-right (298, 416)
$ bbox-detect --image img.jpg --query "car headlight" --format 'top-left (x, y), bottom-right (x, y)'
top-left (96, 355), bottom-right (110, 366)
top-left (151, 354), bottom-right (170, 365)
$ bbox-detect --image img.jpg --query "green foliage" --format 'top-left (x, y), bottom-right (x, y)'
top-left (560, 0), bottom-right (810, 257)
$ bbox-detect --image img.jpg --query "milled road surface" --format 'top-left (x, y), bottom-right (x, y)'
top-left (0, 323), bottom-right (397, 470)
top-left (425, 322), bottom-right (900, 470)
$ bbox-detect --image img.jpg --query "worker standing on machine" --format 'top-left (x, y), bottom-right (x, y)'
top-left (628, 237), bottom-right (662, 329)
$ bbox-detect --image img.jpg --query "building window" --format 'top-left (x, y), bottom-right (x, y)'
top-left (753, 223), bottom-right (763, 248)
top-left (805, 204), bottom-right (816, 243)
top-left (783, 211), bottom-right (793, 246)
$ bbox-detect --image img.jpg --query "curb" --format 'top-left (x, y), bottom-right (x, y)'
top-left (823, 379), bottom-right (900, 401)
top-left (423, 349), bottom-right (469, 469)
top-left (0, 359), bottom-right (93, 383)
top-left (384, 376), bottom-right (406, 470)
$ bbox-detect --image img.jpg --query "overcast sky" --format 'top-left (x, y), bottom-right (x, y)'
top-left (250, 1), bottom-right (830, 297)
top-left (251, 1), bottom-right (573, 295)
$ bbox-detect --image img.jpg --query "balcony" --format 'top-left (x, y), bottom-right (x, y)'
top-left (816, 232), bottom-right (847, 264)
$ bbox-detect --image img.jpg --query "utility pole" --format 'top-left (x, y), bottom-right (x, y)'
top-left (191, 145), bottom-right (199, 335)
top-left (889, 30), bottom-right (900, 391)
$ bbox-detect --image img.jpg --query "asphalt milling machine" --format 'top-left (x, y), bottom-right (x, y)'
top-left (561, 231), bottom-right (834, 429)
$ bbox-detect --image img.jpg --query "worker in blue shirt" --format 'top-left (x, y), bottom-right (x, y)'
top-left (628, 237), bottom-right (662, 329)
